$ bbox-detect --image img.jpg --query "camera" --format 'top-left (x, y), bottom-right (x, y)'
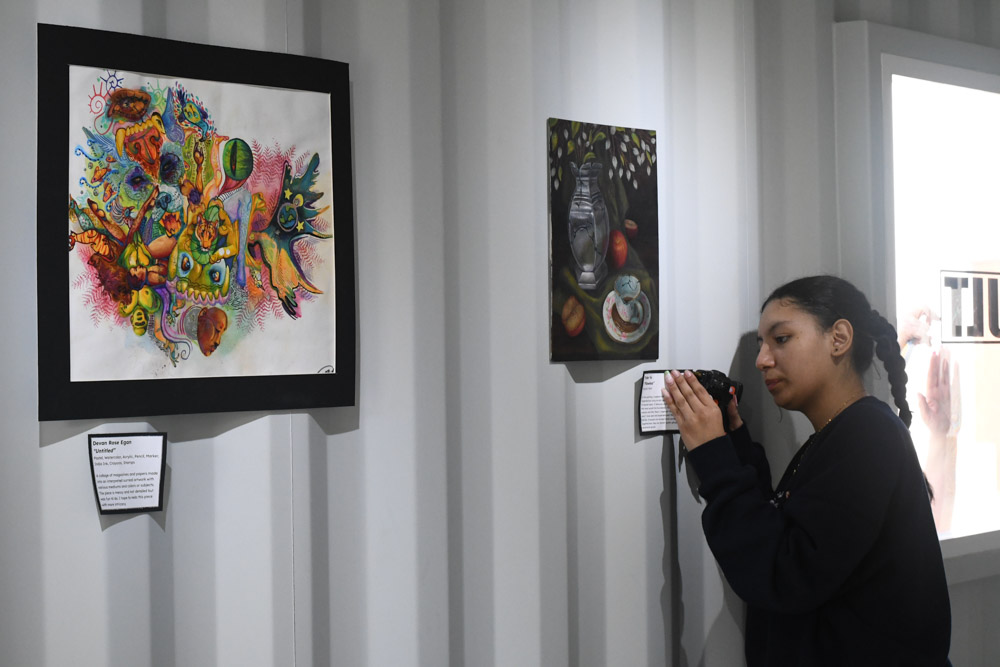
top-left (684, 369), bottom-right (743, 406)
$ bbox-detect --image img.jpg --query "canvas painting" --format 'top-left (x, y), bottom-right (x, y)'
top-left (548, 118), bottom-right (659, 361)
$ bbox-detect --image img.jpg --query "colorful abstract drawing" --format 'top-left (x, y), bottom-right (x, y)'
top-left (67, 67), bottom-right (335, 381)
top-left (548, 118), bottom-right (659, 362)
top-left (38, 25), bottom-right (356, 420)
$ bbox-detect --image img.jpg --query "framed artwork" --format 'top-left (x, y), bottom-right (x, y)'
top-left (548, 118), bottom-right (659, 361)
top-left (37, 24), bottom-right (356, 421)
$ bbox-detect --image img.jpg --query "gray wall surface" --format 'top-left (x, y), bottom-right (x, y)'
top-left (2, 0), bottom-right (998, 665)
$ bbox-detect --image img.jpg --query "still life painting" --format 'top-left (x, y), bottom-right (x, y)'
top-left (548, 117), bottom-right (659, 361)
top-left (38, 24), bottom-right (356, 420)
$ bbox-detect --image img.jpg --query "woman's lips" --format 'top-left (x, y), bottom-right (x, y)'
top-left (764, 379), bottom-right (781, 392)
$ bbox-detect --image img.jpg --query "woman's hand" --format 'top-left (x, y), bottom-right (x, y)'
top-left (918, 349), bottom-right (959, 532)
top-left (898, 306), bottom-right (937, 350)
top-left (919, 348), bottom-right (958, 437)
top-left (661, 370), bottom-right (727, 450)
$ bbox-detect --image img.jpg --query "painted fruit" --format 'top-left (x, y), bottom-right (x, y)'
top-left (561, 296), bottom-right (586, 337)
top-left (610, 229), bottom-right (628, 269)
top-left (624, 218), bottom-right (638, 239)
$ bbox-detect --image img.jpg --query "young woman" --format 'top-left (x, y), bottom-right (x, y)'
top-left (662, 275), bottom-right (951, 666)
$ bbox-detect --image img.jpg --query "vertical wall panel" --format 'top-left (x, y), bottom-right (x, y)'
top-left (441, 0), bottom-right (686, 664)
top-left (667, 1), bottom-right (760, 664)
top-left (0, 1), bottom-right (43, 663)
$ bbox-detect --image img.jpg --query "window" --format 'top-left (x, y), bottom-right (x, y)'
top-left (835, 22), bottom-right (1000, 555)
top-left (891, 71), bottom-right (1000, 539)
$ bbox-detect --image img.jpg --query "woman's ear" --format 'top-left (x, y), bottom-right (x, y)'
top-left (830, 318), bottom-right (854, 359)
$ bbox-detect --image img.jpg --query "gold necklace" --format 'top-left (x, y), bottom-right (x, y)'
top-left (818, 392), bottom-right (867, 433)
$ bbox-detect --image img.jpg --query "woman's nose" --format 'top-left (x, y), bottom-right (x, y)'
top-left (756, 345), bottom-right (772, 370)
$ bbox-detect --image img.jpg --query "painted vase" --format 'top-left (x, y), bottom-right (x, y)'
top-left (567, 162), bottom-right (609, 290)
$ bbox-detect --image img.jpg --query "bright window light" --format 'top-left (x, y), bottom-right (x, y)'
top-left (892, 74), bottom-right (1000, 539)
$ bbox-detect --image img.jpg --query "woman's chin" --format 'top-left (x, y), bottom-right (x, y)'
top-left (769, 389), bottom-right (795, 411)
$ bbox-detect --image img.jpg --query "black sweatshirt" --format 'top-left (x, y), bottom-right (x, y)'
top-left (687, 396), bottom-right (951, 666)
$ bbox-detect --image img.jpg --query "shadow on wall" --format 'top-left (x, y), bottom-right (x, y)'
top-left (568, 359), bottom-right (645, 384)
top-left (698, 566), bottom-right (746, 667)
top-left (38, 410), bottom-right (270, 449)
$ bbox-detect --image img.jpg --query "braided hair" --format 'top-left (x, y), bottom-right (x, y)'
top-left (762, 275), bottom-right (912, 427)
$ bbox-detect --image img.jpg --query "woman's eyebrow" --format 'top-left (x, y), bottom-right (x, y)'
top-left (758, 321), bottom-right (791, 342)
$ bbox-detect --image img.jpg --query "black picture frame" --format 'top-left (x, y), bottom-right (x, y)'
top-left (37, 24), bottom-right (356, 421)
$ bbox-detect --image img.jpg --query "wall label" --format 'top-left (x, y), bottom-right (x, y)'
top-left (88, 432), bottom-right (167, 515)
